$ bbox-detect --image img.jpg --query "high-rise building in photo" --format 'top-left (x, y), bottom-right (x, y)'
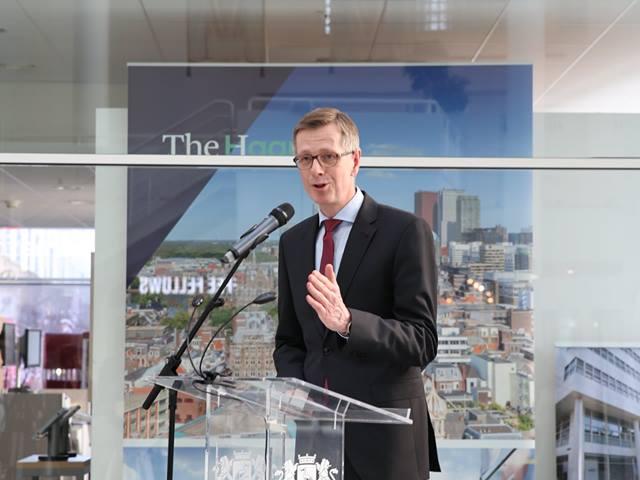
top-left (438, 189), bottom-right (463, 246)
top-left (414, 190), bottom-right (438, 231)
top-left (456, 195), bottom-right (480, 234)
top-left (480, 244), bottom-right (507, 271)
top-left (515, 244), bottom-right (533, 271)
top-left (464, 225), bottom-right (508, 244)
top-left (509, 228), bottom-right (533, 245)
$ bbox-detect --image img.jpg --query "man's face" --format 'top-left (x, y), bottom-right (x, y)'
top-left (295, 123), bottom-right (360, 217)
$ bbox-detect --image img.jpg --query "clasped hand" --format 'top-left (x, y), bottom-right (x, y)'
top-left (306, 264), bottom-right (351, 334)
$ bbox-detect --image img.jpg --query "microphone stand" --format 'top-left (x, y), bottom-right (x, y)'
top-left (142, 249), bottom-right (250, 480)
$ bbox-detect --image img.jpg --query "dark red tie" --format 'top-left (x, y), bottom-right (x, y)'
top-left (320, 219), bottom-right (341, 395)
top-left (320, 219), bottom-right (342, 275)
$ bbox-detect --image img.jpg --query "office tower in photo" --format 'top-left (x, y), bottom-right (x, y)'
top-left (456, 194), bottom-right (480, 235)
top-left (438, 189), bottom-right (463, 247)
top-left (414, 190), bottom-right (438, 231)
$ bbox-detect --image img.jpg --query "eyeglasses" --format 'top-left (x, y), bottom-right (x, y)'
top-left (293, 151), bottom-right (354, 170)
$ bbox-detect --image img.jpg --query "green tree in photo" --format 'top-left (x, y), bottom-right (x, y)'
top-left (209, 306), bottom-right (236, 329)
top-left (134, 293), bottom-right (167, 310)
top-left (517, 413), bottom-right (534, 431)
top-left (161, 309), bottom-right (191, 330)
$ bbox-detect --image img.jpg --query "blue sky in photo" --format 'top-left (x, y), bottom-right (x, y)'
top-left (167, 167), bottom-right (532, 241)
top-left (433, 448), bottom-right (535, 480)
top-left (124, 447), bottom-right (203, 480)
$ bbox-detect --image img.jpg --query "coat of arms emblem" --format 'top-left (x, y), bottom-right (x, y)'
top-left (212, 451), bottom-right (264, 480)
top-left (297, 454), bottom-right (317, 480)
top-left (274, 454), bottom-right (339, 480)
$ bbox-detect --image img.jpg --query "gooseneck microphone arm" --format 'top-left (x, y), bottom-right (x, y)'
top-left (142, 249), bottom-right (248, 410)
top-left (197, 291), bottom-right (277, 380)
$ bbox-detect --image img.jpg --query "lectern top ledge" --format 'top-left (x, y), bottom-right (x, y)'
top-left (153, 375), bottom-right (413, 425)
top-left (151, 375), bottom-right (414, 480)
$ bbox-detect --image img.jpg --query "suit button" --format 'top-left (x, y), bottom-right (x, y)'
top-left (323, 347), bottom-right (331, 355)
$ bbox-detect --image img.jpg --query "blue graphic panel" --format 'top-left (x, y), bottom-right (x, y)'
top-left (242, 66), bottom-right (532, 157)
top-left (128, 65), bottom-right (532, 157)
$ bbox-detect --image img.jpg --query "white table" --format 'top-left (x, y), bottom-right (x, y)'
top-left (16, 455), bottom-right (90, 479)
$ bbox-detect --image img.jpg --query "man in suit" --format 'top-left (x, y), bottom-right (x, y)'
top-left (274, 108), bottom-right (440, 479)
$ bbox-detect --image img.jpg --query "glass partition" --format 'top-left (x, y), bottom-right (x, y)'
top-left (0, 165), bottom-right (95, 479)
top-left (1, 161), bottom-right (639, 480)
top-left (2, 5), bottom-right (640, 480)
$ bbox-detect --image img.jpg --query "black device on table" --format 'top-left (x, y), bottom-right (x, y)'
top-left (34, 405), bottom-right (81, 461)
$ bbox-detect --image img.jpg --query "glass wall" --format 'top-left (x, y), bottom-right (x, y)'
top-left (2, 2), bottom-right (640, 480)
top-left (0, 166), bottom-right (95, 479)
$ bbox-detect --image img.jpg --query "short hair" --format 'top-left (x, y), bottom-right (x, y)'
top-left (293, 108), bottom-right (360, 152)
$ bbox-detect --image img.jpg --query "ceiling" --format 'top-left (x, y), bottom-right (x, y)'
top-left (1, 0), bottom-right (639, 110)
top-left (0, 166), bottom-right (95, 227)
top-left (1, 0), bottom-right (639, 228)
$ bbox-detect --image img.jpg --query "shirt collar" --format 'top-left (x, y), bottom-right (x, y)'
top-left (318, 187), bottom-right (364, 226)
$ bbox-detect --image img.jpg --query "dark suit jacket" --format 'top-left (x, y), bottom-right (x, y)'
top-left (274, 193), bottom-right (440, 479)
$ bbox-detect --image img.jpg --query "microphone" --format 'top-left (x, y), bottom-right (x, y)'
top-left (252, 292), bottom-right (277, 305)
top-left (221, 203), bottom-right (294, 264)
top-left (198, 291), bottom-right (277, 380)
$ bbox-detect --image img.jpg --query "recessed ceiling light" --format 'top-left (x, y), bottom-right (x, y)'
top-left (0, 64), bottom-right (36, 71)
top-left (3, 199), bottom-right (22, 208)
top-left (68, 200), bottom-right (90, 206)
top-left (55, 178), bottom-right (83, 191)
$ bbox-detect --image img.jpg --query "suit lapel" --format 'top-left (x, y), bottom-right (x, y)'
top-left (290, 214), bottom-right (325, 338)
top-left (336, 194), bottom-right (378, 309)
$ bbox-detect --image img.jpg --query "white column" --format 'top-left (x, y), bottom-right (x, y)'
top-left (634, 420), bottom-right (640, 478)
top-left (95, 108), bottom-right (127, 154)
top-left (91, 166), bottom-right (127, 480)
top-left (568, 397), bottom-right (584, 480)
top-left (604, 412), bottom-right (610, 480)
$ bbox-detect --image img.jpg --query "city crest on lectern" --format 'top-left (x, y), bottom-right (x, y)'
top-left (296, 454), bottom-right (317, 480)
top-left (274, 454), bottom-right (339, 480)
top-left (212, 451), bottom-right (264, 480)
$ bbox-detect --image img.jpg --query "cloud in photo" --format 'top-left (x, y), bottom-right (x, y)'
top-left (362, 170), bottom-right (398, 180)
top-left (365, 143), bottom-right (424, 156)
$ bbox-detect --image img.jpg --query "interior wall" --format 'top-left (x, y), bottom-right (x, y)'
top-left (0, 82), bottom-right (126, 153)
top-left (534, 112), bottom-right (640, 158)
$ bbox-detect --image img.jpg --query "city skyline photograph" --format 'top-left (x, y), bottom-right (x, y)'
top-left (165, 168), bottom-right (532, 242)
top-left (125, 165), bottom-right (536, 447)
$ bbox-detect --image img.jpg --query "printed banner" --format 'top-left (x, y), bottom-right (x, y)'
top-left (129, 64), bottom-right (532, 157)
top-left (125, 64), bottom-right (534, 471)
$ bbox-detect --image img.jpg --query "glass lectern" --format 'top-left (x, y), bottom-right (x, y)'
top-left (154, 376), bottom-right (413, 480)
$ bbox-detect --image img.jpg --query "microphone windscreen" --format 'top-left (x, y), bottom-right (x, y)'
top-left (271, 203), bottom-right (295, 225)
top-left (253, 292), bottom-right (277, 305)
top-left (191, 295), bottom-right (206, 307)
